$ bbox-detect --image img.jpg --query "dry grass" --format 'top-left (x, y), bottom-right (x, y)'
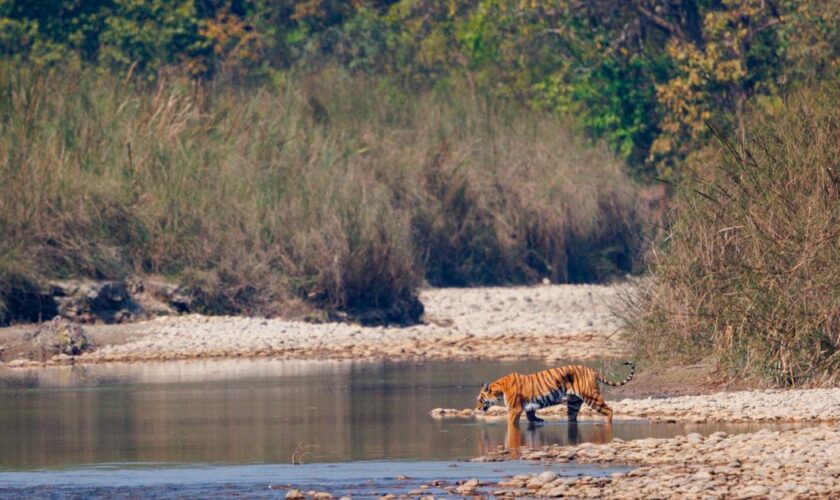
top-left (622, 89), bottom-right (840, 386)
top-left (0, 64), bottom-right (642, 324)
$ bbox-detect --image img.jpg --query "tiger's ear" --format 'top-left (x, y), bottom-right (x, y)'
top-left (482, 382), bottom-right (490, 391)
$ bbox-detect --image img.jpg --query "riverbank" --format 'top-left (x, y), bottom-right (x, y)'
top-left (473, 425), bottom-right (840, 498)
top-left (422, 388), bottom-right (840, 498)
top-left (0, 284), bottom-right (627, 367)
top-left (276, 386), bottom-right (840, 497)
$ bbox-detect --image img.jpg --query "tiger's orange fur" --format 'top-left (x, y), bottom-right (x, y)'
top-left (475, 362), bottom-right (634, 425)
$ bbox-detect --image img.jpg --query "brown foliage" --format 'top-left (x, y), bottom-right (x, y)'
top-left (622, 88), bottom-right (840, 386)
top-left (0, 66), bottom-right (642, 324)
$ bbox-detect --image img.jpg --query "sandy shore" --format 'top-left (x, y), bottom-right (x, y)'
top-left (1, 284), bottom-right (628, 366)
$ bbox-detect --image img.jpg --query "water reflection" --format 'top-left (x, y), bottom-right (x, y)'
top-left (478, 421), bottom-right (613, 458)
top-left (0, 359), bottom-right (359, 387)
top-left (0, 359), bottom-right (805, 469)
top-left (0, 359), bottom-right (558, 468)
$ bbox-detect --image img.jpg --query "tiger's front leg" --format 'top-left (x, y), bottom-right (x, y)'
top-left (505, 423), bottom-right (523, 455)
top-left (507, 406), bottom-right (523, 427)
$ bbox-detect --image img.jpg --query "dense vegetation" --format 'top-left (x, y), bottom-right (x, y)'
top-left (3, 1), bottom-right (840, 384)
top-left (0, 65), bottom-right (640, 324)
top-left (2, 1), bottom-right (838, 176)
top-left (623, 88), bottom-right (840, 386)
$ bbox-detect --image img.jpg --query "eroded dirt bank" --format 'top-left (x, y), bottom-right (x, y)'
top-left (1, 284), bottom-right (627, 367)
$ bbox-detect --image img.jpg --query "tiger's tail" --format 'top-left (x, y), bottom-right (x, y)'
top-left (597, 361), bottom-right (635, 387)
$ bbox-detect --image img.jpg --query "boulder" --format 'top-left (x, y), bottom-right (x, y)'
top-left (24, 317), bottom-right (95, 361)
top-left (50, 280), bottom-right (139, 323)
top-left (456, 478), bottom-right (480, 495)
top-left (44, 277), bottom-right (194, 325)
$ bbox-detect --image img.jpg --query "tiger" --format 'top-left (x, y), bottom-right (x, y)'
top-left (475, 361), bottom-right (635, 426)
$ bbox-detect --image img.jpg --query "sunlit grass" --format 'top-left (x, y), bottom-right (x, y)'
top-left (0, 64), bottom-right (642, 323)
top-left (622, 88), bottom-right (840, 386)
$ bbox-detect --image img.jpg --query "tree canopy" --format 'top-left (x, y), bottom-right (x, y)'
top-left (2, 0), bottom-right (837, 176)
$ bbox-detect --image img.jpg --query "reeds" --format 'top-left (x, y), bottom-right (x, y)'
top-left (0, 65), bottom-right (642, 324)
top-left (622, 89), bottom-right (840, 386)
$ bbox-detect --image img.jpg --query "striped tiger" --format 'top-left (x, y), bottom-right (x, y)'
top-left (475, 362), bottom-right (635, 425)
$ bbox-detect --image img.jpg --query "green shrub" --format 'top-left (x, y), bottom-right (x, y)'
top-left (622, 89), bottom-right (840, 386)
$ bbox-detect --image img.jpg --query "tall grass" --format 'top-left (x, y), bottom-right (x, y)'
top-left (622, 89), bottom-right (840, 386)
top-left (0, 64), bottom-right (642, 324)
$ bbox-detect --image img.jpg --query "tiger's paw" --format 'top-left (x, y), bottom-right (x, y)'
top-left (526, 412), bottom-right (545, 424)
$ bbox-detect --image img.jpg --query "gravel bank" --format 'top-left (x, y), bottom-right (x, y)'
top-left (4, 284), bottom-right (626, 366)
top-left (432, 387), bottom-right (840, 424)
top-left (423, 389), bottom-right (840, 498)
top-left (475, 426), bottom-right (840, 498)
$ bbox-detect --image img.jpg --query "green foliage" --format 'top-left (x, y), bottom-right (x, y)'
top-left (534, 55), bottom-right (662, 172)
top-left (2, 1), bottom-right (838, 176)
top-left (330, 7), bottom-right (393, 72)
top-left (97, 0), bottom-right (203, 73)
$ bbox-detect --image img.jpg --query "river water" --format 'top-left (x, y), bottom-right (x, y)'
top-left (0, 358), bottom-right (797, 497)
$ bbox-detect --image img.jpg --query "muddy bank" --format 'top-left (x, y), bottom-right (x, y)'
top-left (432, 387), bottom-right (840, 424)
top-left (1, 284), bottom-right (627, 367)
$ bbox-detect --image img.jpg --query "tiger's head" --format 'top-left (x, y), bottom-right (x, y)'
top-left (476, 382), bottom-right (504, 412)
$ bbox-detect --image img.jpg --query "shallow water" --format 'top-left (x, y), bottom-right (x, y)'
top-left (0, 460), bottom-right (629, 498)
top-left (0, 358), bottom-right (800, 467)
top-left (0, 358), bottom-right (802, 496)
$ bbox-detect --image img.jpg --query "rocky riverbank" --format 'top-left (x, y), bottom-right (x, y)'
top-left (1, 284), bottom-right (627, 367)
top-left (274, 388), bottom-right (840, 498)
top-left (474, 425), bottom-right (840, 498)
top-left (434, 388), bottom-right (840, 498)
top-left (278, 424), bottom-right (840, 499)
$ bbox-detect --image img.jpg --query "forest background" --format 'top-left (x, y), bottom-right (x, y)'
top-left (2, 0), bottom-right (840, 383)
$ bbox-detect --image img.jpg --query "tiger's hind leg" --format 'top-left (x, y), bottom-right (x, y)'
top-left (585, 393), bottom-right (614, 423)
top-left (526, 410), bottom-right (545, 424)
top-left (566, 396), bottom-right (583, 422)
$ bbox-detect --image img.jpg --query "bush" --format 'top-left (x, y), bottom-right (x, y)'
top-left (0, 64), bottom-right (642, 324)
top-left (622, 89), bottom-right (840, 386)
